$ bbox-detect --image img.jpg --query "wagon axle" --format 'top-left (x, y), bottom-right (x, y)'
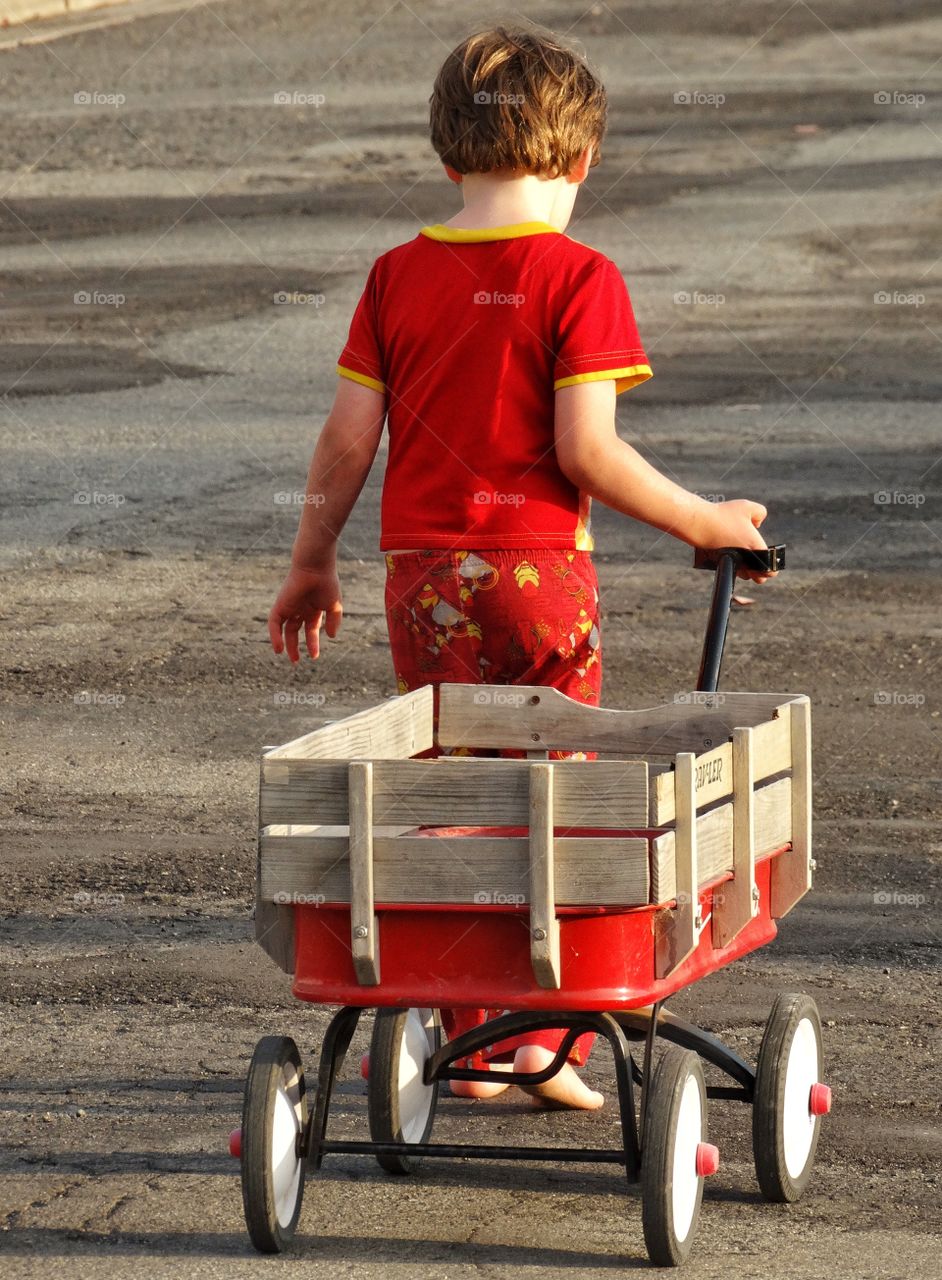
top-left (230, 995), bottom-right (831, 1267)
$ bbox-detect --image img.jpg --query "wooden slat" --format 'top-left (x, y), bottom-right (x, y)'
top-left (712, 726), bottom-right (757, 949)
top-left (438, 683), bottom-right (800, 756)
top-left (261, 758), bottom-right (648, 828)
top-left (772, 697), bottom-right (813, 918)
top-left (652, 776), bottom-right (792, 902)
top-left (253, 895), bottom-right (295, 973)
top-left (254, 757), bottom-right (295, 975)
top-left (528, 762), bottom-right (560, 989)
top-left (655, 753), bottom-right (699, 977)
top-left (348, 761), bottom-right (379, 985)
top-left (264, 685), bottom-right (434, 761)
top-left (653, 740), bottom-right (731, 825)
top-left (265, 824), bottom-right (416, 839)
top-left (650, 710), bottom-right (792, 824)
top-left (260, 834), bottom-right (650, 907)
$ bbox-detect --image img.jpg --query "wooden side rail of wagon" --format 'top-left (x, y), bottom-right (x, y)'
top-left (255, 682), bottom-right (812, 987)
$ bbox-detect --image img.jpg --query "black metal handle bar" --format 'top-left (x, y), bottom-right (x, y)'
top-left (694, 545), bottom-right (786, 693)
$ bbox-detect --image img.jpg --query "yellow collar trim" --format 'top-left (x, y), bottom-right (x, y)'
top-left (420, 221), bottom-right (560, 243)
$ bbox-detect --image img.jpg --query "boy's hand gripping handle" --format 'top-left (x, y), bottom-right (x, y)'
top-left (694, 545), bottom-right (786, 693)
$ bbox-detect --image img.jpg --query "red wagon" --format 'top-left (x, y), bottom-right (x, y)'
top-left (233, 546), bottom-right (831, 1266)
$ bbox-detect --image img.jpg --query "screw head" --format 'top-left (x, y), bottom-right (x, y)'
top-left (532, 927), bottom-right (547, 941)
top-left (353, 924), bottom-right (369, 939)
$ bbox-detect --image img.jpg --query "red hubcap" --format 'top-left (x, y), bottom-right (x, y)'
top-left (695, 1142), bottom-right (720, 1177)
top-left (809, 1082), bottom-right (832, 1116)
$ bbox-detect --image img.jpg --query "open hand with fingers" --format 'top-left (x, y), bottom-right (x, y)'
top-left (268, 563), bottom-right (343, 662)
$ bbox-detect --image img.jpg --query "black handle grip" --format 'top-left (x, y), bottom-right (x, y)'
top-left (693, 544), bottom-right (786, 573)
top-left (694, 544), bottom-right (786, 693)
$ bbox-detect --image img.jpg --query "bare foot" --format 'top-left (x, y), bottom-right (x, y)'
top-left (449, 1060), bottom-right (513, 1099)
top-left (513, 1044), bottom-right (605, 1110)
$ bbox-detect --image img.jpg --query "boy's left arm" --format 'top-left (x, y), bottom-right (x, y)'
top-left (269, 378), bottom-right (385, 662)
top-left (554, 380), bottom-right (775, 584)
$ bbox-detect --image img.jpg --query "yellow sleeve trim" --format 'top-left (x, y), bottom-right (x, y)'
top-left (574, 519), bottom-right (595, 552)
top-left (554, 363), bottom-right (653, 395)
top-left (337, 364), bottom-right (385, 394)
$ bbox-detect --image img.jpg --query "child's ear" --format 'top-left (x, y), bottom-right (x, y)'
top-left (566, 145), bottom-right (594, 184)
top-left (443, 164), bottom-right (464, 185)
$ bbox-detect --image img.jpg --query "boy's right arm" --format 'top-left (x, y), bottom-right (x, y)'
top-left (269, 377), bottom-right (386, 662)
top-left (555, 381), bottom-right (774, 584)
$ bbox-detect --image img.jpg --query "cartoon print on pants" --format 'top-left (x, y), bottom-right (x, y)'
top-left (414, 581), bottom-right (480, 651)
top-left (457, 552), bottom-right (500, 602)
top-left (513, 559), bottom-right (540, 595)
top-left (556, 608), bottom-right (598, 669)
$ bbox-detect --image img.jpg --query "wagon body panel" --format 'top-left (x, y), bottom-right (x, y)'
top-left (256, 683), bottom-right (812, 992)
top-left (290, 854), bottom-right (781, 1010)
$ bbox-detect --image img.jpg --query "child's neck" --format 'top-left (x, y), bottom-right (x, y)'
top-left (444, 171), bottom-right (575, 233)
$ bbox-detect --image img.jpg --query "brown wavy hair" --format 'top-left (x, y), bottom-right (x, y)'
top-left (429, 25), bottom-right (607, 179)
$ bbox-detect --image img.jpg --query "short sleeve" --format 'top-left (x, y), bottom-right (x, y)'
top-left (553, 258), bottom-right (652, 395)
top-left (337, 262), bottom-right (386, 394)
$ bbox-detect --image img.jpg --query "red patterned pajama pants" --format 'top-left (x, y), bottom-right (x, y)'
top-left (384, 547), bottom-right (602, 1069)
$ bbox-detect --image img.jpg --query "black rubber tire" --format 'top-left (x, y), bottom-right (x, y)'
top-left (641, 1047), bottom-right (708, 1268)
top-left (368, 1008), bottom-right (440, 1175)
top-left (240, 1035), bottom-right (307, 1253)
top-left (753, 992), bottom-right (824, 1203)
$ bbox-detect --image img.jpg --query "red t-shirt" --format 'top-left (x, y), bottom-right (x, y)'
top-left (336, 221), bottom-right (652, 550)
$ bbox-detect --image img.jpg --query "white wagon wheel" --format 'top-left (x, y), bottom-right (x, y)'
top-left (641, 1047), bottom-right (719, 1267)
top-left (239, 1035), bottom-right (308, 1252)
top-left (368, 1007), bottom-right (440, 1174)
top-left (753, 992), bottom-right (831, 1202)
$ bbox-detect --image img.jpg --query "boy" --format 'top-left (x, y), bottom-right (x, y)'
top-left (269, 25), bottom-right (773, 1110)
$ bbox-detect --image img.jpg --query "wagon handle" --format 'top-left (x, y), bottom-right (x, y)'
top-left (693, 545), bottom-right (786, 693)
